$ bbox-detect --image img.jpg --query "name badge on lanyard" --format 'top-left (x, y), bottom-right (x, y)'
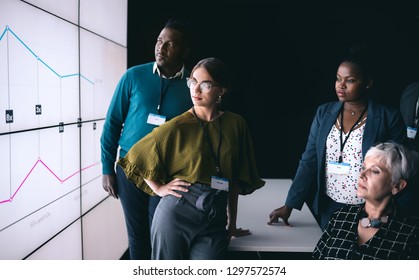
top-left (407, 126), bottom-right (417, 139)
top-left (408, 98), bottom-right (419, 139)
top-left (211, 176), bottom-right (229, 191)
top-left (328, 161), bottom-right (350, 175)
top-left (147, 113), bottom-right (166, 126)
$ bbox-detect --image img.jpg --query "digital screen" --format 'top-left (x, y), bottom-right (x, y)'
top-left (0, 0), bottom-right (127, 259)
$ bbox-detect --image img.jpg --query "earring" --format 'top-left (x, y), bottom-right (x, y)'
top-left (216, 95), bottom-right (222, 105)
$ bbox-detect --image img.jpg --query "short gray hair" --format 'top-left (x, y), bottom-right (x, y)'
top-left (365, 142), bottom-right (415, 185)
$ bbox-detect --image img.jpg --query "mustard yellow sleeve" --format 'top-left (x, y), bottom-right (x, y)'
top-left (236, 121), bottom-right (265, 195)
top-left (117, 131), bottom-right (167, 196)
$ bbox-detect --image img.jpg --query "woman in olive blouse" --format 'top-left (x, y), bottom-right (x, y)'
top-left (118, 57), bottom-right (264, 260)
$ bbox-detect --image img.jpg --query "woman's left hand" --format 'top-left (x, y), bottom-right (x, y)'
top-left (228, 227), bottom-right (251, 240)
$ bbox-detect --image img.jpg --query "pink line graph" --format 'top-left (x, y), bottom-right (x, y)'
top-left (0, 158), bottom-right (99, 204)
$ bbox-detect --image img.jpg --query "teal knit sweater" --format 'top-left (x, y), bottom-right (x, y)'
top-left (100, 62), bottom-right (192, 174)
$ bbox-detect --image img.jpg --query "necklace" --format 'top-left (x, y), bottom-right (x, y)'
top-left (359, 209), bottom-right (388, 228)
top-left (345, 105), bottom-right (367, 116)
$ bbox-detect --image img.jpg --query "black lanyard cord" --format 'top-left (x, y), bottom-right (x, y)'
top-left (192, 107), bottom-right (223, 176)
top-left (414, 97), bottom-right (419, 127)
top-left (339, 103), bottom-right (368, 163)
top-left (157, 77), bottom-right (170, 114)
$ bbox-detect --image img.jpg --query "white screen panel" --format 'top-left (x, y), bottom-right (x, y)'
top-left (80, 0), bottom-right (127, 46)
top-left (0, 0), bottom-right (127, 260)
top-left (24, 0), bottom-right (79, 24)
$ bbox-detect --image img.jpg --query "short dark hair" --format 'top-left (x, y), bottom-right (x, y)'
top-left (340, 42), bottom-right (373, 80)
top-left (164, 18), bottom-right (192, 47)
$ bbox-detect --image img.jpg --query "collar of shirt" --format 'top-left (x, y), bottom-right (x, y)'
top-left (153, 62), bottom-right (185, 79)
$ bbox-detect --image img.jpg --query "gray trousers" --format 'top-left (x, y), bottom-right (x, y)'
top-left (151, 183), bottom-right (229, 260)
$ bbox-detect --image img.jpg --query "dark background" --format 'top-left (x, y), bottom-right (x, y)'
top-left (127, 2), bottom-right (419, 179)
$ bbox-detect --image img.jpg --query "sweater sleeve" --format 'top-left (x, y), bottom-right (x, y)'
top-left (100, 71), bottom-right (131, 175)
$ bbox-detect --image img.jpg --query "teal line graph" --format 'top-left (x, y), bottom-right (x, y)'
top-left (0, 25), bottom-right (94, 84)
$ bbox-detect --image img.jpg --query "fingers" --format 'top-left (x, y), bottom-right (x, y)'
top-left (168, 190), bottom-right (182, 198)
top-left (167, 179), bottom-right (191, 193)
top-left (283, 218), bottom-right (292, 227)
top-left (267, 214), bottom-right (292, 227)
top-left (158, 179), bottom-right (191, 197)
top-left (267, 210), bottom-right (279, 225)
top-left (172, 186), bottom-right (189, 193)
top-left (235, 228), bottom-right (251, 237)
top-left (171, 178), bottom-right (192, 187)
top-left (230, 228), bottom-right (252, 239)
top-left (103, 185), bottom-right (118, 199)
top-left (102, 175), bottom-right (118, 198)
top-left (267, 216), bottom-right (278, 225)
top-left (108, 187), bottom-right (118, 199)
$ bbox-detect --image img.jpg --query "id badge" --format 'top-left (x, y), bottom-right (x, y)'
top-left (147, 113), bottom-right (166, 126)
top-left (211, 176), bottom-right (229, 191)
top-left (328, 161), bottom-right (350, 175)
top-left (407, 126), bottom-right (417, 139)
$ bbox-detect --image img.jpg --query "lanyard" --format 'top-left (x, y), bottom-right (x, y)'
top-left (192, 107), bottom-right (223, 176)
top-left (414, 97), bottom-right (419, 127)
top-left (156, 77), bottom-right (170, 114)
top-left (339, 103), bottom-right (368, 163)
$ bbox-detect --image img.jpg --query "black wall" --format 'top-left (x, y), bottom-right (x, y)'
top-left (127, 2), bottom-right (419, 178)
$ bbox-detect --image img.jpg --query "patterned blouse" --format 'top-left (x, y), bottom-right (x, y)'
top-left (325, 122), bottom-right (365, 204)
top-left (313, 204), bottom-right (419, 259)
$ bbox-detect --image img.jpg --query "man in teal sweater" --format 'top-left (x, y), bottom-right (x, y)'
top-left (101, 18), bottom-right (193, 259)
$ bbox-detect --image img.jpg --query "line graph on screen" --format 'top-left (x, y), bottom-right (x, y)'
top-left (0, 17), bottom-right (103, 259)
top-left (0, 0), bottom-right (127, 260)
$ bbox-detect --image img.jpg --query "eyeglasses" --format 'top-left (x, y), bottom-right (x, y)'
top-left (186, 78), bottom-right (220, 93)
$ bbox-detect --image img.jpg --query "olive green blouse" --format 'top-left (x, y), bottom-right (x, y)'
top-left (117, 111), bottom-right (265, 195)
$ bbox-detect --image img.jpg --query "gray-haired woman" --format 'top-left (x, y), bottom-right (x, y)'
top-left (313, 142), bottom-right (419, 259)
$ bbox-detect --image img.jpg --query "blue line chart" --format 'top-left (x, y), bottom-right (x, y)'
top-left (0, 25), bottom-right (94, 84)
